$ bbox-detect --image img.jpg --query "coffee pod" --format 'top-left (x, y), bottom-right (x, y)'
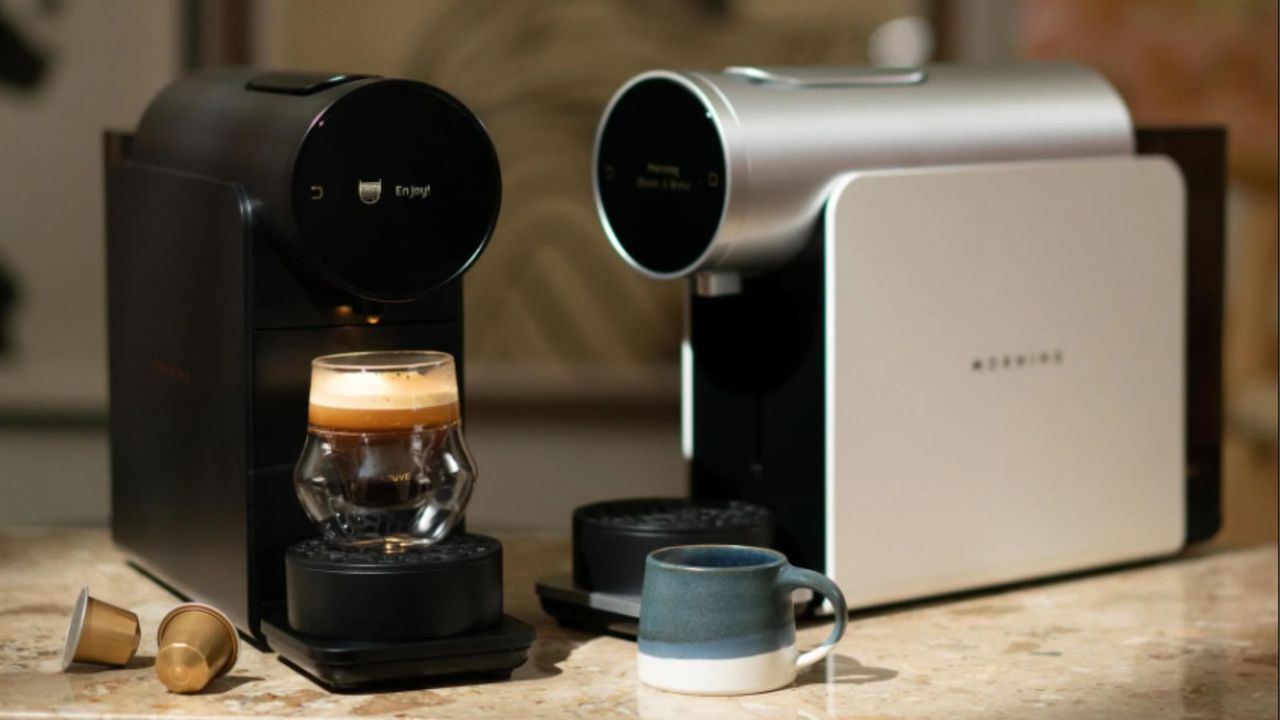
top-left (155, 603), bottom-right (239, 693)
top-left (61, 586), bottom-right (141, 670)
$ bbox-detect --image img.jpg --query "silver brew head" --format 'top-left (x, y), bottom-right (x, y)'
top-left (592, 63), bottom-right (1134, 294)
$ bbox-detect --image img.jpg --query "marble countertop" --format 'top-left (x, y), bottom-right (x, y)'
top-left (0, 529), bottom-right (1274, 719)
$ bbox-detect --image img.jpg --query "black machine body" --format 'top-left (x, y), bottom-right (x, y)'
top-left (106, 69), bottom-right (530, 688)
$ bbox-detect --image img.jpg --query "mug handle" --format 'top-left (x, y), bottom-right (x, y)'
top-left (777, 565), bottom-right (848, 670)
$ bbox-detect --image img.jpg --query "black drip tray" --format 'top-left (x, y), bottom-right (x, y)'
top-left (573, 497), bottom-right (774, 596)
top-left (285, 534), bottom-right (504, 642)
top-left (261, 607), bottom-right (535, 692)
top-left (540, 497), bottom-right (787, 637)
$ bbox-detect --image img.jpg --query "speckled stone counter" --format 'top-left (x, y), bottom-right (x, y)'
top-left (0, 528), bottom-right (1274, 719)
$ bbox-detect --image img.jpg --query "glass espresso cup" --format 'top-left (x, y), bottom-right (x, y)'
top-left (294, 351), bottom-right (475, 550)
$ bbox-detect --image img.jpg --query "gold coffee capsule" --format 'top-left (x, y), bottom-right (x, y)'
top-left (61, 586), bottom-right (141, 670)
top-left (155, 603), bottom-right (239, 693)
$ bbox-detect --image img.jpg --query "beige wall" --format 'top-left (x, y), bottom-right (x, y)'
top-left (1017, 0), bottom-right (1278, 544)
top-left (0, 0), bottom-right (180, 525)
top-left (0, 0), bottom-right (180, 411)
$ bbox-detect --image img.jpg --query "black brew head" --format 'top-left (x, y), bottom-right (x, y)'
top-left (131, 70), bottom-right (501, 304)
top-left (291, 81), bottom-right (501, 302)
top-left (595, 76), bottom-right (727, 278)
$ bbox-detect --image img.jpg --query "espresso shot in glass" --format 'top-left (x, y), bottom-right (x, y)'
top-left (294, 351), bottom-right (475, 551)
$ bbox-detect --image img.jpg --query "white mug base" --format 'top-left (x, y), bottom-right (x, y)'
top-left (638, 644), bottom-right (798, 696)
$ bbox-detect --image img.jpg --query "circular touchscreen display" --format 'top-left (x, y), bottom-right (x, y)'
top-left (292, 81), bottom-right (500, 301)
top-left (596, 78), bottom-right (727, 276)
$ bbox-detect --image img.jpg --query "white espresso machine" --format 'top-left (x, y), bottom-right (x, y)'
top-left (591, 63), bottom-right (1222, 611)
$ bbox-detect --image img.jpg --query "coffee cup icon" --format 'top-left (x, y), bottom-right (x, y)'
top-left (358, 179), bottom-right (382, 205)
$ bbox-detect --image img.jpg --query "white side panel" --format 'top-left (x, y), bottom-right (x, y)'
top-left (824, 157), bottom-right (1185, 608)
top-left (681, 289), bottom-right (694, 461)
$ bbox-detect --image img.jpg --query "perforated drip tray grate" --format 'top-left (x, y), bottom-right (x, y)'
top-left (288, 535), bottom-right (500, 569)
top-left (577, 498), bottom-right (774, 531)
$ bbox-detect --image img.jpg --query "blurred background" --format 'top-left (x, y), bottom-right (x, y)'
top-left (0, 0), bottom-right (1274, 542)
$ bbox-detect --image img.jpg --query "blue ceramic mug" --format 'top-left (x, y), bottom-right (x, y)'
top-left (637, 545), bottom-right (848, 695)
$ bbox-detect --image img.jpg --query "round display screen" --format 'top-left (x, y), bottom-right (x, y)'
top-left (596, 78), bottom-right (727, 276)
top-left (292, 81), bottom-right (500, 301)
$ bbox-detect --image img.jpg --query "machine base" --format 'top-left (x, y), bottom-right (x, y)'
top-left (261, 609), bottom-right (535, 692)
top-left (536, 574), bottom-right (640, 637)
top-left (535, 573), bottom-right (810, 640)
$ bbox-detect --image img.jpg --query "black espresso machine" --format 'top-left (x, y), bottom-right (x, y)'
top-left (105, 69), bottom-right (533, 689)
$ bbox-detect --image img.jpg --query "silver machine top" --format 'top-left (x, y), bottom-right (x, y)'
top-left (592, 63), bottom-right (1135, 289)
